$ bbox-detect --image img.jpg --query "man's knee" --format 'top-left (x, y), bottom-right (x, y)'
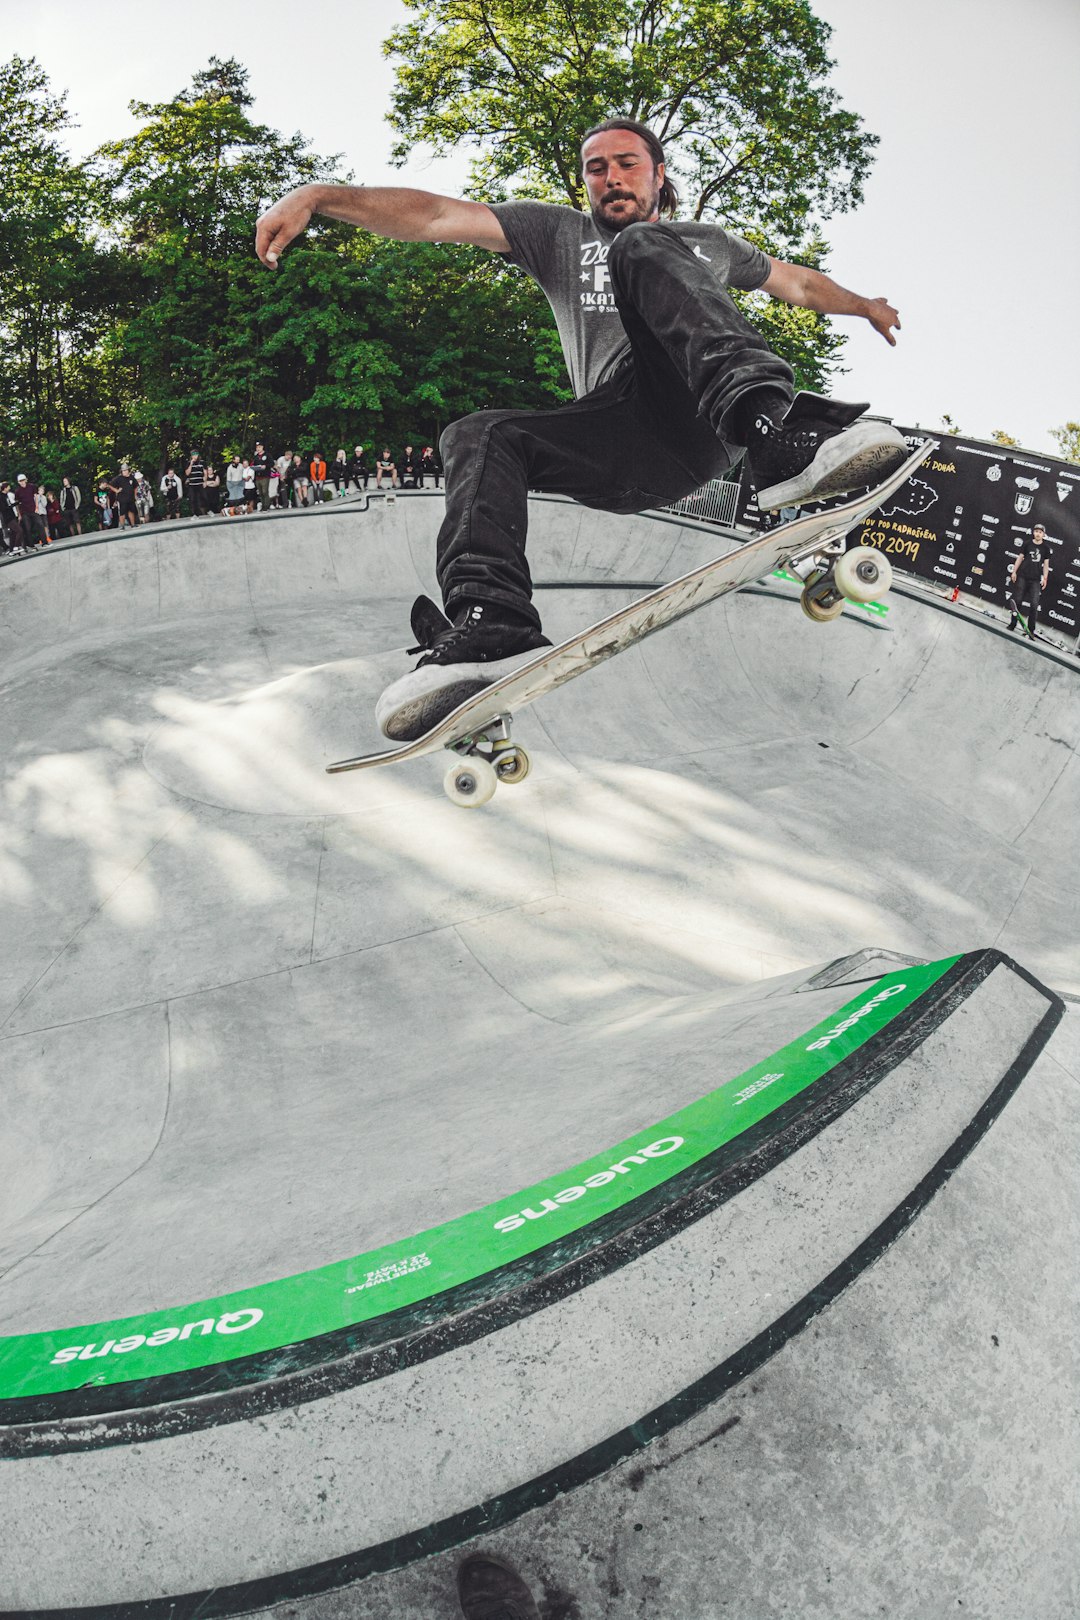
top-left (607, 220), bottom-right (675, 283)
top-left (440, 410), bottom-right (517, 469)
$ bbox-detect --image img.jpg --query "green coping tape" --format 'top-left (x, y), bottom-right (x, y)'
top-left (0, 957), bottom-right (958, 1401)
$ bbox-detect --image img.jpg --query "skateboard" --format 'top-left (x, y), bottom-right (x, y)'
top-left (327, 438), bottom-right (935, 805)
top-left (1004, 590), bottom-right (1044, 642)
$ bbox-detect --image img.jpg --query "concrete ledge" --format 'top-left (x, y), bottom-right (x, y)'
top-left (0, 950), bottom-right (1061, 1611)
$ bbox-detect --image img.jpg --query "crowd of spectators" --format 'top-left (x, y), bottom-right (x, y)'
top-left (0, 441), bottom-right (443, 555)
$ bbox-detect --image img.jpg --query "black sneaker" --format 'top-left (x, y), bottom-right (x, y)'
top-left (375, 596), bottom-right (551, 742)
top-left (747, 392), bottom-right (909, 511)
top-left (410, 597), bottom-right (550, 669)
top-left (456, 1553), bottom-right (541, 1620)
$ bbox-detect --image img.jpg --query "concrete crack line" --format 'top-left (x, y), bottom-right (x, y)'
top-left (0, 1004), bottom-right (174, 1289)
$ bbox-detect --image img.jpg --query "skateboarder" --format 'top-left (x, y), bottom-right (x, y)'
top-left (256, 117), bottom-right (907, 740)
top-left (1007, 524), bottom-right (1050, 639)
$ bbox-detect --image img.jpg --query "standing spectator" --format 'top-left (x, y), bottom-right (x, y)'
top-left (134, 469), bottom-right (154, 524)
top-left (34, 484), bottom-right (51, 542)
top-left (375, 447), bottom-right (397, 489)
top-left (160, 466), bottom-right (183, 520)
top-left (268, 461), bottom-right (280, 507)
top-left (224, 456), bottom-right (245, 515)
top-left (242, 458), bottom-right (257, 513)
top-left (185, 450), bottom-right (206, 519)
top-left (420, 446), bottom-right (441, 488)
top-left (400, 444), bottom-right (422, 488)
top-left (275, 449), bottom-right (292, 508)
top-left (60, 475), bottom-right (83, 535)
top-left (1008, 523), bottom-right (1051, 640)
top-left (14, 474), bottom-right (39, 547)
top-left (291, 453), bottom-right (310, 507)
top-left (330, 447), bottom-right (348, 496)
top-left (108, 463), bottom-right (139, 528)
top-left (252, 442), bottom-right (272, 511)
top-left (309, 451), bottom-right (327, 503)
top-left (0, 482), bottom-right (19, 551)
top-left (45, 490), bottom-right (64, 542)
top-left (95, 485), bottom-right (113, 529)
top-left (203, 462), bottom-right (222, 515)
top-left (347, 444), bottom-right (369, 491)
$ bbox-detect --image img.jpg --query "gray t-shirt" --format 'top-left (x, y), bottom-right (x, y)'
top-left (490, 201), bottom-right (771, 399)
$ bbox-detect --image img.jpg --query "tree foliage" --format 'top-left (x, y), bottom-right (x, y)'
top-left (0, 56), bottom-right (116, 454)
top-left (0, 55), bottom-right (570, 517)
top-left (1049, 422), bottom-right (1080, 465)
top-left (384, 0), bottom-right (877, 252)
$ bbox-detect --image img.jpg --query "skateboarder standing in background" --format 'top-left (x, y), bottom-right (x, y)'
top-left (1007, 523), bottom-right (1050, 639)
top-left (256, 117), bottom-right (907, 739)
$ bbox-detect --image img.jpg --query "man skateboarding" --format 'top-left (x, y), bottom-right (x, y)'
top-left (256, 117), bottom-right (907, 741)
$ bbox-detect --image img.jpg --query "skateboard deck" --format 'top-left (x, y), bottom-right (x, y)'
top-left (328, 438), bottom-right (934, 785)
top-left (1004, 590), bottom-right (1046, 642)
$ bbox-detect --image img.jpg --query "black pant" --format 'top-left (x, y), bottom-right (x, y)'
top-left (434, 221), bottom-right (794, 625)
top-left (189, 486), bottom-right (205, 518)
top-left (1010, 578), bottom-right (1041, 632)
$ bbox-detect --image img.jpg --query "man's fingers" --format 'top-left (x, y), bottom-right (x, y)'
top-left (255, 207), bottom-right (308, 269)
top-left (255, 220), bottom-right (289, 269)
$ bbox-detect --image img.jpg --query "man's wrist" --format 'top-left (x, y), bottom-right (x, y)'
top-left (295, 183), bottom-right (329, 214)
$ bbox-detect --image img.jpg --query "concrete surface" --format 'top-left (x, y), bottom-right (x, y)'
top-left (0, 494), bottom-right (1076, 1615)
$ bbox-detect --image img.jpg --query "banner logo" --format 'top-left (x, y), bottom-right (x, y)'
top-left (493, 1137), bottom-right (685, 1233)
top-left (50, 1308), bottom-right (264, 1367)
top-left (805, 985), bottom-right (906, 1052)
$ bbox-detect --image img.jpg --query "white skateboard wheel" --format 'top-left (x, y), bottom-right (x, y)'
top-left (444, 756), bottom-right (498, 806)
top-left (833, 546), bottom-right (892, 603)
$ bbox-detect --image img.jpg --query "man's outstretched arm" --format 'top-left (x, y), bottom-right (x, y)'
top-left (761, 257), bottom-right (901, 347)
top-left (255, 183), bottom-right (510, 267)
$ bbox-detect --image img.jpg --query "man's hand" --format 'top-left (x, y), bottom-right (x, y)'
top-left (256, 186), bottom-right (317, 269)
top-left (763, 261), bottom-right (902, 345)
top-left (865, 297), bottom-right (901, 346)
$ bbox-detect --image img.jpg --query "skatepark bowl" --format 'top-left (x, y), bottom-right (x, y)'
top-left (0, 491), bottom-right (1077, 1620)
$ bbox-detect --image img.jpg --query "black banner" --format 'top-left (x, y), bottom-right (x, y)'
top-left (735, 429), bottom-right (1080, 639)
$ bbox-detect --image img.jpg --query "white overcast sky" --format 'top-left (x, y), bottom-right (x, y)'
top-left (9, 0), bottom-right (1080, 455)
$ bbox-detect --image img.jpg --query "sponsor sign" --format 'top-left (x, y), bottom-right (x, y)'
top-left (737, 433), bottom-right (1080, 636)
top-left (0, 958), bottom-right (959, 1401)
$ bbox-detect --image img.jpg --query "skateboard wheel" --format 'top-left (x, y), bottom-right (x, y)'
top-left (833, 545), bottom-right (892, 602)
top-left (800, 589), bottom-right (845, 623)
top-left (444, 756), bottom-right (497, 807)
top-left (494, 746), bottom-right (530, 785)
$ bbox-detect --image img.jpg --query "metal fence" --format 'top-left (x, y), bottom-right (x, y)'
top-left (664, 477), bottom-right (742, 527)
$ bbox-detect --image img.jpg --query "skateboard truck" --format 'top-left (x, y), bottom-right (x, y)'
top-left (790, 542), bottom-right (893, 623)
top-left (445, 714), bottom-right (531, 805)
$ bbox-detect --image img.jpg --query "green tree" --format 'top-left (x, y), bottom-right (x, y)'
top-left (1049, 422), bottom-right (1080, 465)
top-left (990, 428), bottom-right (1020, 447)
top-left (385, 0), bottom-right (876, 244)
top-left (383, 0), bottom-right (878, 384)
top-left (0, 56), bottom-right (119, 467)
top-left (88, 57), bottom-right (571, 466)
top-left (91, 57), bottom-right (343, 467)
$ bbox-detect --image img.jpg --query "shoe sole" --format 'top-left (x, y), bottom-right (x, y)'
top-left (757, 421), bottom-right (910, 511)
top-left (376, 651), bottom-right (545, 742)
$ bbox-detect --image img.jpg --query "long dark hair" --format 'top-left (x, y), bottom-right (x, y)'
top-left (579, 118), bottom-right (680, 218)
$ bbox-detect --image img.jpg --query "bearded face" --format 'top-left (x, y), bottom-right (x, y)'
top-left (581, 131), bottom-right (664, 232)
